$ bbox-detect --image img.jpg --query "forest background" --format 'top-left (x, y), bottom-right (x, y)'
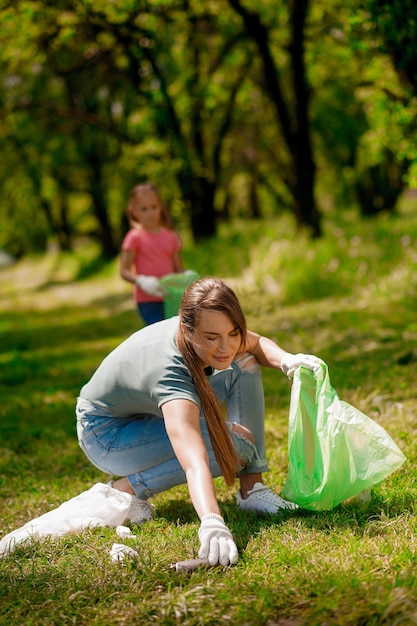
top-left (0, 0), bottom-right (416, 261)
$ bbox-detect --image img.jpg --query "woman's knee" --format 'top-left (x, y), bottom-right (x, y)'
top-left (231, 422), bottom-right (255, 444)
top-left (230, 422), bottom-right (259, 470)
top-left (234, 352), bottom-right (261, 374)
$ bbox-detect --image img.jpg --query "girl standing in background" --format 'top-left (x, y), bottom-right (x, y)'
top-left (120, 183), bottom-right (185, 325)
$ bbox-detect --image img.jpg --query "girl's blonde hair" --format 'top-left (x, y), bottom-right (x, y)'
top-left (177, 278), bottom-right (247, 485)
top-left (126, 183), bottom-right (173, 229)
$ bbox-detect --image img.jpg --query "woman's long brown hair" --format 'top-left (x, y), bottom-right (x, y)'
top-left (177, 278), bottom-right (247, 485)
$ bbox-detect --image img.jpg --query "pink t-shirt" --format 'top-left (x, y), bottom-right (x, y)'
top-left (122, 227), bottom-right (182, 303)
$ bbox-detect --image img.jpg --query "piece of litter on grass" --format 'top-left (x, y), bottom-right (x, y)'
top-left (0, 483), bottom-right (134, 558)
top-left (110, 543), bottom-right (139, 562)
top-left (116, 525), bottom-right (134, 539)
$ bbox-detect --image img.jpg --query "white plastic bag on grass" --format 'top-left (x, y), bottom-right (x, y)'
top-left (0, 482), bottom-right (133, 557)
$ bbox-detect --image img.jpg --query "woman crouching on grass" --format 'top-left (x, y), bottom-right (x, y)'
top-left (76, 278), bottom-right (320, 566)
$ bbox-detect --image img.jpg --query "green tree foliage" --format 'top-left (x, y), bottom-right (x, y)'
top-left (129, 1), bottom-right (256, 239)
top-left (347, 0), bottom-right (417, 210)
top-left (0, 0), bottom-right (139, 257)
top-left (0, 0), bottom-right (415, 258)
top-left (367, 0), bottom-right (417, 92)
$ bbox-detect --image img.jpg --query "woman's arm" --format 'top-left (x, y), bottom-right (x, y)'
top-left (245, 330), bottom-right (288, 370)
top-left (162, 398), bottom-right (221, 519)
top-left (162, 398), bottom-right (238, 566)
top-left (246, 330), bottom-right (321, 378)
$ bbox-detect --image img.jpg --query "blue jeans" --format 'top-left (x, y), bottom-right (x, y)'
top-left (76, 356), bottom-right (269, 499)
top-left (137, 302), bottom-right (165, 325)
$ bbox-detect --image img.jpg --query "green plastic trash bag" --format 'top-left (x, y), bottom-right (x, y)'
top-left (281, 360), bottom-right (406, 511)
top-left (159, 270), bottom-right (199, 318)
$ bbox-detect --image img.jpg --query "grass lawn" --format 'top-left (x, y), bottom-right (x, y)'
top-left (0, 204), bottom-right (416, 625)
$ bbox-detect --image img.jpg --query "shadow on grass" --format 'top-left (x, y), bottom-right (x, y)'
top-left (0, 306), bottom-right (140, 353)
top-left (152, 490), bottom-right (412, 556)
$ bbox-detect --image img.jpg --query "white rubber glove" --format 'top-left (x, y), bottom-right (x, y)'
top-left (135, 275), bottom-right (164, 297)
top-left (281, 352), bottom-right (321, 379)
top-left (198, 514), bottom-right (238, 566)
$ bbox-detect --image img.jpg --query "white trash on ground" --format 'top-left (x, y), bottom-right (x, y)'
top-left (0, 483), bottom-right (134, 558)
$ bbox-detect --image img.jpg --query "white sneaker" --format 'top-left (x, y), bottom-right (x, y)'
top-left (126, 496), bottom-right (154, 524)
top-left (107, 481), bottom-right (153, 524)
top-left (236, 482), bottom-right (299, 514)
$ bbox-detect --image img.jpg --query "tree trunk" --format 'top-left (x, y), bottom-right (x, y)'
top-left (356, 149), bottom-right (409, 216)
top-left (88, 156), bottom-right (118, 259)
top-left (228, 0), bottom-right (321, 236)
top-left (181, 174), bottom-right (217, 240)
top-left (248, 177), bottom-right (261, 219)
top-left (288, 0), bottom-right (321, 237)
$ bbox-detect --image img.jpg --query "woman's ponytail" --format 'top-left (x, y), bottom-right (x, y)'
top-left (177, 331), bottom-right (238, 485)
top-left (177, 278), bottom-right (248, 486)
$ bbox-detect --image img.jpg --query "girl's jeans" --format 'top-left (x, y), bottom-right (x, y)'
top-left (137, 302), bottom-right (165, 325)
top-left (76, 355), bottom-right (269, 499)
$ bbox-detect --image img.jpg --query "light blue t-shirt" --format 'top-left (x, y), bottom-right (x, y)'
top-left (80, 317), bottom-right (201, 417)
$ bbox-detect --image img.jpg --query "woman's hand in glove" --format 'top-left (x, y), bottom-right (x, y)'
top-left (135, 275), bottom-right (165, 297)
top-left (281, 353), bottom-right (322, 379)
top-left (198, 514), bottom-right (238, 566)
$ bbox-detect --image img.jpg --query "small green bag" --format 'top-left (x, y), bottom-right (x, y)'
top-left (159, 271), bottom-right (199, 318)
top-left (281, 360), bottom-right (406, 511)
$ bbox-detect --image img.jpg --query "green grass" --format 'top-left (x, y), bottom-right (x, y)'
top-left (0, 201), bottom-right (416, 625)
